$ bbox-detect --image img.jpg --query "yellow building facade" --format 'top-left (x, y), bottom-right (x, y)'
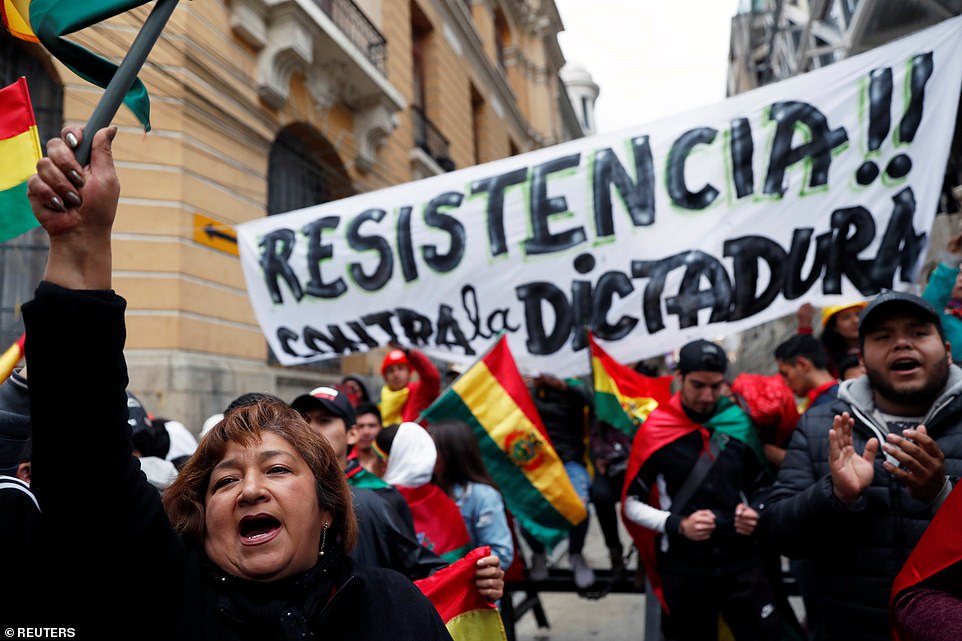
top-left (0, 0), bottom-right (582, 431)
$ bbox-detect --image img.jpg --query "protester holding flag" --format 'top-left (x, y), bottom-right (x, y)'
top-left (522, 372), bottom-right (596, 588)
top-left (622, 339), bottom-right (781, 641)
top-left (415, 546), bottom-right (508, 641)
top-left (420, 334), bottom-right (589, 579)
top-left (378, 343), bottom-right (441, 425)
top-left (586, 336), bottom-right (672, 575)
top-left (21, 125), bottom-right (456, 638)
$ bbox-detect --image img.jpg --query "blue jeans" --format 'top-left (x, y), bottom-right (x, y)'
top-left (523, 460), bottom-right (590, 555)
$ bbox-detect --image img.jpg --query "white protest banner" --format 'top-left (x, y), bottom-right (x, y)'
top-left (237, 15), bottom-right (962, 377)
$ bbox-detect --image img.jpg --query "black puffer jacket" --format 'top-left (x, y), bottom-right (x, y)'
top-left (758, 370), bottom-right (962, 641)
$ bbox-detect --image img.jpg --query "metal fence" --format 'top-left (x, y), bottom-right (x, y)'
top-left (412, 105), bottom-right (455, 171)
top-left (313, 0), bottom-right (387, 75)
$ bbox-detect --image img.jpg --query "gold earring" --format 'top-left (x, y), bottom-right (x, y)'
top-left (319, 522), bottom-right (329, 556)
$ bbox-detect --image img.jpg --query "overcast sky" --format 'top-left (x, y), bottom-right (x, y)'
top-left (554, 0), bottom-right (743, 134)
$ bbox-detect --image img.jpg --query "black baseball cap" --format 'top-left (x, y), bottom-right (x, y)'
top-left (291, 385), bottom-right (356, 426)
top-left (858, 291), bottom-right (943, 342)
top-left (677, 339), bottom-right (728, 375)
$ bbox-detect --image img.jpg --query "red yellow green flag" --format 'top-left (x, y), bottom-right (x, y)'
top-left (1, 0), bottom-right (38, 41)
top-left (0, 77), bottom-right (42, 242)
top-left (421, 334), bottom-right (587, 551)
top-left (415, 546), bottom-right (508, 641)
top-left (0, 333), bottom-right (25, 384)
top-left (890, 483), bottom-right (962, 641)
top-left (2, 0), bottom-right (154, 130)
top-left (588, 332), bottom-right (672, 438)
top-left (396, 483), bottom-right (474, 563)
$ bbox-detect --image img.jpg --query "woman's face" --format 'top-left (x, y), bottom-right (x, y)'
top-left (204, 432), bottom-right (328, 582)
top-left (834, 308), bottom-right (862, 342)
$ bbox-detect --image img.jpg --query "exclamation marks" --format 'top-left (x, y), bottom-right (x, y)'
top-left (855, 67), bottom-right (891, 185)
top-left (856, 52), bottom-right (934, 186)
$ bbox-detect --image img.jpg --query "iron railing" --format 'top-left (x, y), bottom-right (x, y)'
top-left (412, 105), bottom-right (455, 171)
top-left (312, 0), bottom-right (387, 75)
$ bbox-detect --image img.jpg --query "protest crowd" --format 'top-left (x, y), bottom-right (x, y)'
top-left (1, 123), bottom-right (962, 641)
top-left (3, 1), bottom-right (962, 637)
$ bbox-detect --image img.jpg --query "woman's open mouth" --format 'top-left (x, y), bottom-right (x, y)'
top-left (238, 514), bottom-right (281, 545)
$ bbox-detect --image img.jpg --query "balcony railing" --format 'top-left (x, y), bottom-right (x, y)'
top-left (312, 0), bottom-right (387, 75)
top-left (412, 105), bottom-right (455, 172)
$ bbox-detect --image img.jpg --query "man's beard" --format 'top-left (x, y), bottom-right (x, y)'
top-left (866, 356), bottom-right (950, 411)
top-left (682, 404), bottom-right (717, 425)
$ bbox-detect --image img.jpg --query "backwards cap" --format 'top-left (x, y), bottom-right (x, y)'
top-left (677, 339), bottom-right (728, 375)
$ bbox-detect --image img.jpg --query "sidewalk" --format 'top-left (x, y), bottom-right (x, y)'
top-left (510, 508), bottom-right (806, 641)
top-left (512, 509), bottom-right (650, 641)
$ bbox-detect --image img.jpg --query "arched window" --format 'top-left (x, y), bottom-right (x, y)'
top-left (0, 34), bottom-right (63, 350)
top-left (267, 125), bottom-right (354, 215)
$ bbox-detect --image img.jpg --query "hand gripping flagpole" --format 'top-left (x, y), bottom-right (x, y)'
top-left (75, 0), bottom-right (180, 166)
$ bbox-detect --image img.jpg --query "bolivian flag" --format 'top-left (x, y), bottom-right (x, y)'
top-left (589, 332), bottom-right (672, 438)
top-left (891, 483), bottom-right (962, 641)
top-left (421, 335), bottom-right (587, 551)
top-left (0, 77), bottom-right (41, 243)
top-left (0, 333), bottom-right (25, 384)
top-left (415, 546), bottom-right (508, 641)
top-left (1, 0), bottom-right (38, 41)
top-left (1, 0), bottom-right (155, 130)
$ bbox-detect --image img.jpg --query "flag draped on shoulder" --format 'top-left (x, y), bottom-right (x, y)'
top-left (620, 394), bottom-right (762, 610)
top-left (397, 483), bottom-right (474, 563)
top-left (890, 483), bottom-right (962, 641)
top-left (3, 0), bottom-right (155, 130)
top-left (415, 546), bottom-right (508, 641)
top-left (0, 77), bottom-right (41, 243)
top-left (421, 334), bottom-right (588, 551)
top-left (589, 332), bottom-right (672, 438)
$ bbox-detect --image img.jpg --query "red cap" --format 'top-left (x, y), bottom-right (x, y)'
top-left (381, 349), bottom-right (410, 375)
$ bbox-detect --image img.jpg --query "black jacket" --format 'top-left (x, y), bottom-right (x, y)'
top-left (22, 282), bottom-right (452, 641)
top-left (758, 371), bottom-right (962, 641)
top-left (530, 378), bottom-right (592, 463)
top-left (349, 485), bottom-right (447, 579)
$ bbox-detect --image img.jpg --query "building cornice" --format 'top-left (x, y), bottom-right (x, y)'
top-left (434, 0), bottom-right (556, 149)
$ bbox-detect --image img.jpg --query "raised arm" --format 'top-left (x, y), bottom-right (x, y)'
top-left (23, 127), bottom-right (181, 631)
top-left (27, 126), bottom-right (119, 289)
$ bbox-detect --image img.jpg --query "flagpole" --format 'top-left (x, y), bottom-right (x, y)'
top-left (75, 0), bottom-right (180, 166)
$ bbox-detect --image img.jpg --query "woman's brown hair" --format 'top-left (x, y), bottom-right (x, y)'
top-left (162, 397), bottom-right (357, 555)
top-left (429, 418), bottom-right (498, 495)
